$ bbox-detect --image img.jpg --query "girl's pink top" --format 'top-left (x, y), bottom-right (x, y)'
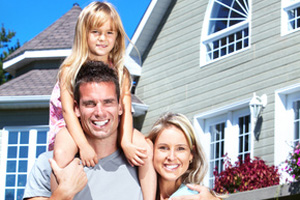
top-left (48, 81), bottom-right (66, 150)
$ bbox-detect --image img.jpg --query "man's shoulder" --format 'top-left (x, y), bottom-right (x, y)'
top-left (36, 151), bottom-right (53, 164)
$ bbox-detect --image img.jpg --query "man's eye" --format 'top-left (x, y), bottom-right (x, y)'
top-left (103, 100), bottom-right (113, 105)
top-left (84, 102), bottom-right (96, 107)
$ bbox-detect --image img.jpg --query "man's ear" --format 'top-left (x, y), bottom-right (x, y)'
top-left (74, 101), bottom-right (80, 117)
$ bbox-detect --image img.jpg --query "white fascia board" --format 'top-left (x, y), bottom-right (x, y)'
top-left (126, 0), bottom-right (158, 55)
top-left (124, 55), bottom-right (142, 76)
top-left (0, 95), bottom-right (51, 109)
top-left (3, 49), bottom-right (71, 70)
top-left (194, 98), bottom-right (251, 120)
top-left (132, 102), bottom-right (149, 117)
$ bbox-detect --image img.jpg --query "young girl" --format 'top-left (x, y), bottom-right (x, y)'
top-left (48, 2), bottom-right (156, 199)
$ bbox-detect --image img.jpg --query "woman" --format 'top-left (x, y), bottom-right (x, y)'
top-left (148, 112), bottom-right (222, 200)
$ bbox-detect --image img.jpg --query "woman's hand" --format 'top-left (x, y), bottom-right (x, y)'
top-left (122, 141), bottom-right (148, 167)
top-left (79, 143), bottom-right (98, 167)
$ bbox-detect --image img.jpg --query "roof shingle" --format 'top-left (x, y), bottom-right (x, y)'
top-left (5, 4), bottom-right (82, 61)
top-left (0, 69), bottom-right (58, 96)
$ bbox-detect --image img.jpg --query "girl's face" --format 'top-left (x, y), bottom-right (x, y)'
top-left (153, 125), bottom-right (193, 183)
top-left (87, 19), bottom-right (117, 62)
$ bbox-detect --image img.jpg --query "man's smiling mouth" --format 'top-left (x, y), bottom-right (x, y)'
top-left (93, 120), bottom-right (109, 127)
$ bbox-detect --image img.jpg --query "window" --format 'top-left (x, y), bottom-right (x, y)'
top-left (281, 0), bottom-right (300, 35)
top-left (275, 84), bottom-right (300, 180)
top-left (0, 126), bottom-right (49, 200)
top-left (209, 122), bottom-right (225, 187)
top-left (200, 0), bottom-right (250, 66)
top-left (194, 100), bottom-right (252, 187)
top-left (238, 115), bottom-right (251, 161)
top-left (293, 100), bottom-right (300, 146)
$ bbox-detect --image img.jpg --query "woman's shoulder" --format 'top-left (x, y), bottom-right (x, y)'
top-left (170, 184), bottom-right (199, 198)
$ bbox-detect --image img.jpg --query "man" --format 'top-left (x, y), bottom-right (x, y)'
top-left (23, 61), bottom-right (221, 200)
top-left (23, 61), bottom-right (143, 200)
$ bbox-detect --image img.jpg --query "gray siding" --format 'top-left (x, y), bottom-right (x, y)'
top-left (0, 108), bottom-right (49, 128)
top-left (136, 0), bottom-right (300, 164)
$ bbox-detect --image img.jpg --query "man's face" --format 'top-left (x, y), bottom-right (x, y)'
top-left (75, 81), bottom-right (122, 141)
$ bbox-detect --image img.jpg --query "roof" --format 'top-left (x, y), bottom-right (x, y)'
top-left (3, 4), bottom-right (81, 76)
top-left (5, 4), bottom-right (81, 61)
top-left (0, 69), bottom-right (58, 96)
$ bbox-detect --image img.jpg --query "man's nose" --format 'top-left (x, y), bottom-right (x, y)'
top-left (95, 104), bottom-right (104, 116)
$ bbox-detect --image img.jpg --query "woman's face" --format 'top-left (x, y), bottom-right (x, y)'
top-left (153, 125), bottom-right (193, 182)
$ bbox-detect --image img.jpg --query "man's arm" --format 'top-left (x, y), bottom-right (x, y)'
top-left (24, 156), bottom-right (87, 200)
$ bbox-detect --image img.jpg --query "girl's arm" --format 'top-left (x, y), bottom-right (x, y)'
top-left (58, 68), bottom-right (98, 167)
top-left (119, 68), bottom-right (147, 166)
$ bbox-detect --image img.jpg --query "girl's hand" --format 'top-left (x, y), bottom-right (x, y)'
top-left (79, 144), bottom-right (98, 167)
top-left (122, 142), bottom-right (148, 167)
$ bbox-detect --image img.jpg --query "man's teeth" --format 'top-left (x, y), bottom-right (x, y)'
top-left (94, 120), bottom-right (108, 126)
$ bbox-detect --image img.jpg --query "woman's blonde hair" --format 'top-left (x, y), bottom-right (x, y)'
top-left (59, 1), bottom-right (126, 94)
top-left (147, 112), bottom-right (208, 185)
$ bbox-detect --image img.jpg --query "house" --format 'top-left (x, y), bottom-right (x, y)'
top-left (0, 3), bottom-right (145, 199)
top-left (126, 0), bottom-right (300, 199)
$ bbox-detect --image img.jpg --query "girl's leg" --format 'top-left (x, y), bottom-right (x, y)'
top-left (133, 129), bottom-right (157, 200)
top-left (50, 127), bottom-right (78, 192)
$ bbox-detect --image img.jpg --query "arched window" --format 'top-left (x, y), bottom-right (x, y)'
top-left (201, 0), bottom-right (250, 66)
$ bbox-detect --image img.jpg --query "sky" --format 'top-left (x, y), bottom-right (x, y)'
top-left (0, 0), bottom-right (151, 47)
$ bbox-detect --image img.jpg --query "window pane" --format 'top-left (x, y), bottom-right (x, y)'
top-left (36, 146), bottom-right (47, 158)
top-left (17, 189), bottom-right (25, 200)
top-left (6, 174), bottom-right (15, 187)
top-left (8, 132), bottom-right (18, 144)
top-left (7, 146), bottom-right (17, 158)
top-left (7, 161), bottom-right (17, 173)
top-left (17, 189), bottom-right (24, 200)
top-left (20, 131), bottom-right (29, 144)
top-left (245, 134), bottom-right (249, 151)
top-left (37, 131), bottom-right (47, 144)
top-left (19, 146), bottom-right (28, 158)
top-left (18, 160), bottom-right (28, 172)
top-left (239, 136), bottom-right (243, 152)
top-left (5, 189), bottom-right (15, 200)
top-left (17, 175), bottom-right (27, 186)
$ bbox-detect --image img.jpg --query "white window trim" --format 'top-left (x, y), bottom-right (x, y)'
top-left (275, 83), bottom-right (300, 182)
top-left (281, 0), bottom-right (300, 36)
top-left (200, 0), bottom-right (252, 67)
top-left (0, 126), bottom-right (49, 200)
top-left (194, 98), bottom-right (252, 187)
